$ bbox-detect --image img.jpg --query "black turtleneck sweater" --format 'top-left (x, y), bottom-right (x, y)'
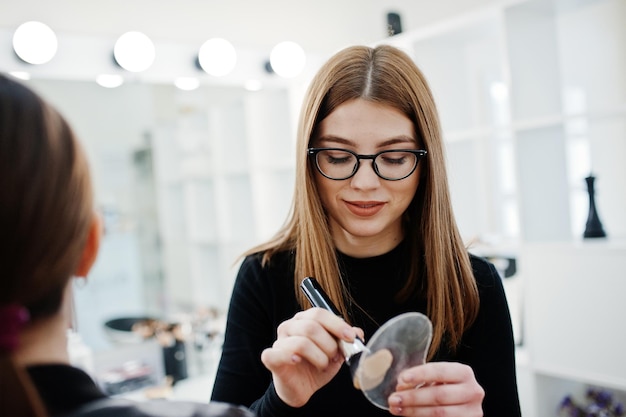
top-left (27, 364), bottom-right (107, 416)
top-left (26, 364), bottom-right (255, 417)
top-left (211, 242), bottom-right (521, 416)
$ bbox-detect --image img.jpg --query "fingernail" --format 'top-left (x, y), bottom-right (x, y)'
top-left (342, 327), bottom-right (356, 341)
top-left (389, 395), bottom-right (402, 406)
top-left (291, 354), bottom-right (301, 363)
top-left (400, 372), bottom-right (415, 384)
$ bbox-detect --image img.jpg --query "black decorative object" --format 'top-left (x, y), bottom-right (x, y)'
top-left (583, 174), bottom-right (607, 239)
top-left (163, 340), bottom-right (188, 384)
top-left (387, 12), bottom-right (402, 36)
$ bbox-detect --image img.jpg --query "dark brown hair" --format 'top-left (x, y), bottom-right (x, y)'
top-left (0, 74), bottom-right (94, 417)
top-left (245, 45), bottom-right (479, 358)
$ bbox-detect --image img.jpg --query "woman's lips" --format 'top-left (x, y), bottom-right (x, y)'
top-left (345, 201), bottom-right (385, 217)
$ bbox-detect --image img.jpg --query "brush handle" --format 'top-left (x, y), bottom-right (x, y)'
top-left (300, 277), bottom-right (368, 363)
top-left (301, 277), bottom-right (341, 315)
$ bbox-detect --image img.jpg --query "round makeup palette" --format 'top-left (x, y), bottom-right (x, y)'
top-left (355, 312), bottom-right (433, 409)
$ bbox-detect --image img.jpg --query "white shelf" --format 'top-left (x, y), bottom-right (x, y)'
top-left (388, 0), bottom-right (626, 415)
top-left (520, 241), bottom-right (626, 415)
top-left (152, 83), bottom-right (297, 313)
top-left (532, 364), bottom-right (626, 394)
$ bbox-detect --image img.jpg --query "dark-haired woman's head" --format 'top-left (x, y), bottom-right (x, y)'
top-left (0, 74), bottom-right (100, 417)
top-left (0, 75), bottom-right (95, 320)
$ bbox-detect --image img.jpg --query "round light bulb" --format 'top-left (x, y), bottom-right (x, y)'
top-left (244, 79), bottom-right (263, 92)
top-left (174, 77), bottom-right (200, 91)
top-left (114, 31), bottom-right (156, 72)
top-left (96, 74), bottom-right (124, 88)
top-left (12, 21), bottom-right (58, 65)
top-left (198, 38), bottom-right (237, 77)
top-left (269, 41), bottom-right (306, 78)
top-left (9, 71), bottom-right (31, 81)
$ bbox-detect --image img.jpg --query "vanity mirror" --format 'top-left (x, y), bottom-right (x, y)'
top-left (26, 77), bottom-right (297, 353)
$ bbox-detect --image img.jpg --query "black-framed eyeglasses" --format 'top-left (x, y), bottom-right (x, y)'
top-left (307, 148), bottom-right (427, 181)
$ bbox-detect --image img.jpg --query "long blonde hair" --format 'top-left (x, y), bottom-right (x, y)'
top-left (0, 75), bottom-right (94, 417)
top-left (244, 45), bottom-right (479, 358)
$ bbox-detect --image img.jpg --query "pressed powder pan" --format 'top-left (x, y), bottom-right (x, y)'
top-left (357, 312), bottom-right (432, 409)
top-left (300, 278), bottom-right (433, 410)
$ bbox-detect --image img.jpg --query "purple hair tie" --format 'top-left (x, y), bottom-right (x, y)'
top-left (0, 304), bottom-right (30, 352)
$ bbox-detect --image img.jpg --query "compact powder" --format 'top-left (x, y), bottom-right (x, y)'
top-left (353, 348), bottom-right (394, 391)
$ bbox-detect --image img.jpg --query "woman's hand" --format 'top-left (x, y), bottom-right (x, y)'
top-left (260, 308), bottom-right (360, 407)
top-left (388, 362), bottom-right (485, 416)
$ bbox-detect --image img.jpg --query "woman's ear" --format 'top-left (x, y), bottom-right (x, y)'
top-left (74, 212), bottom-right (103, 278)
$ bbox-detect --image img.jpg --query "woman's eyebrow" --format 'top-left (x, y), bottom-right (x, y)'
top-left (316, 135), bottom-right (417, 147)
top-left (315, 135), bottom-right (354, 146)
top-left (378, 136), bottom-right (418, 146)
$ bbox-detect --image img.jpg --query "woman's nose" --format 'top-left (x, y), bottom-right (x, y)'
top-left (350, 160), bottom-right (381, 189)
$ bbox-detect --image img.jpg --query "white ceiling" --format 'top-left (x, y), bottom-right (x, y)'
top-left (0, 0), bottom-right (500, 56)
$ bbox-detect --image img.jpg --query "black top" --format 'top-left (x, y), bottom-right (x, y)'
top-left (28, 364), bottom-right (107, 416)
top-left (27, 364), bottom-right (254, 417)
top-left (211, 241), bottom-right (522, 416)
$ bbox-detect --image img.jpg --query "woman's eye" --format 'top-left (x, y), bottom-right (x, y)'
top-left (381, 154), bottom-right (407, 165)
top-left (326, 153), bottom-right (352, 164)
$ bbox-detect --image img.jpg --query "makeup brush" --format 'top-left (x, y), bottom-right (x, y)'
top-left (300, 277), bottom-right (370, 382)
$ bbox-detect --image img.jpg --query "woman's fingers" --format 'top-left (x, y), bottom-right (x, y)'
top-left (392, 381), bottom-right (482, 406)
top-left (389, 362), bottom-right (484, 416)
top-left (267, 335), bottom-right (341, 370)
top-left (389, 402), bottom-right (481, 417)
top-left (261, 345), bottom-right (299, 370)
top-left (292, 308), bottom-right (358, 342)
top-left (278, 317), bottom-right (336, 355)
top-left (395, 361), bottom-right (477, 390)
top-left (277, 308), bottom-right (358, 352)
top-left (267, 308), bottom-right (360, 371)
top-left (261, 308), bottom-right (359, 408)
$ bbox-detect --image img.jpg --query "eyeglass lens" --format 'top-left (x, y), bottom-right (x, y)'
top-left (315, 149), bottom-right (420, 180)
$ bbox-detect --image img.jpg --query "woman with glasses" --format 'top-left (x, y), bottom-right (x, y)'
top-left (211, 45), bottom-right (521, 417)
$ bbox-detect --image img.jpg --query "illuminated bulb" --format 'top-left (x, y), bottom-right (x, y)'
top-left (9, 71), bottom-right (31, 80)
top-left (269, 41), bottom-right (306, 78)
top-left (198, 38), bottom-right (237, 77)
top-left (96, 74), bottom-right (124, 88)
top-left (12, 21), bottom-right (58, 65)
top-left (174, 77), bottom-right (200, 91)
top-left (244, 79), bottom-right (263, 91)
top-left (113, 31), bottom-right (155, 72)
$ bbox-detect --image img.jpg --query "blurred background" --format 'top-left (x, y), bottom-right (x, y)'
top-left (1, 0), bottom-right (624, 415)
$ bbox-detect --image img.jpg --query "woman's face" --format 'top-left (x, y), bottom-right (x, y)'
top-left (311, 98), bottom-right (421, 257)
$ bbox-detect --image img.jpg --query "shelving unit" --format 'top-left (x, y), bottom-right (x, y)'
top-left (381, 5), bottom-right (522, 241)
top-left (520, 241), bottom-right (626, 415)
top-left (151, 85), bottom-right (296, 313)
top-left (383, 0), bottom-right (625, 244)
top-left (381, 0), bottom-right (625, 415)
